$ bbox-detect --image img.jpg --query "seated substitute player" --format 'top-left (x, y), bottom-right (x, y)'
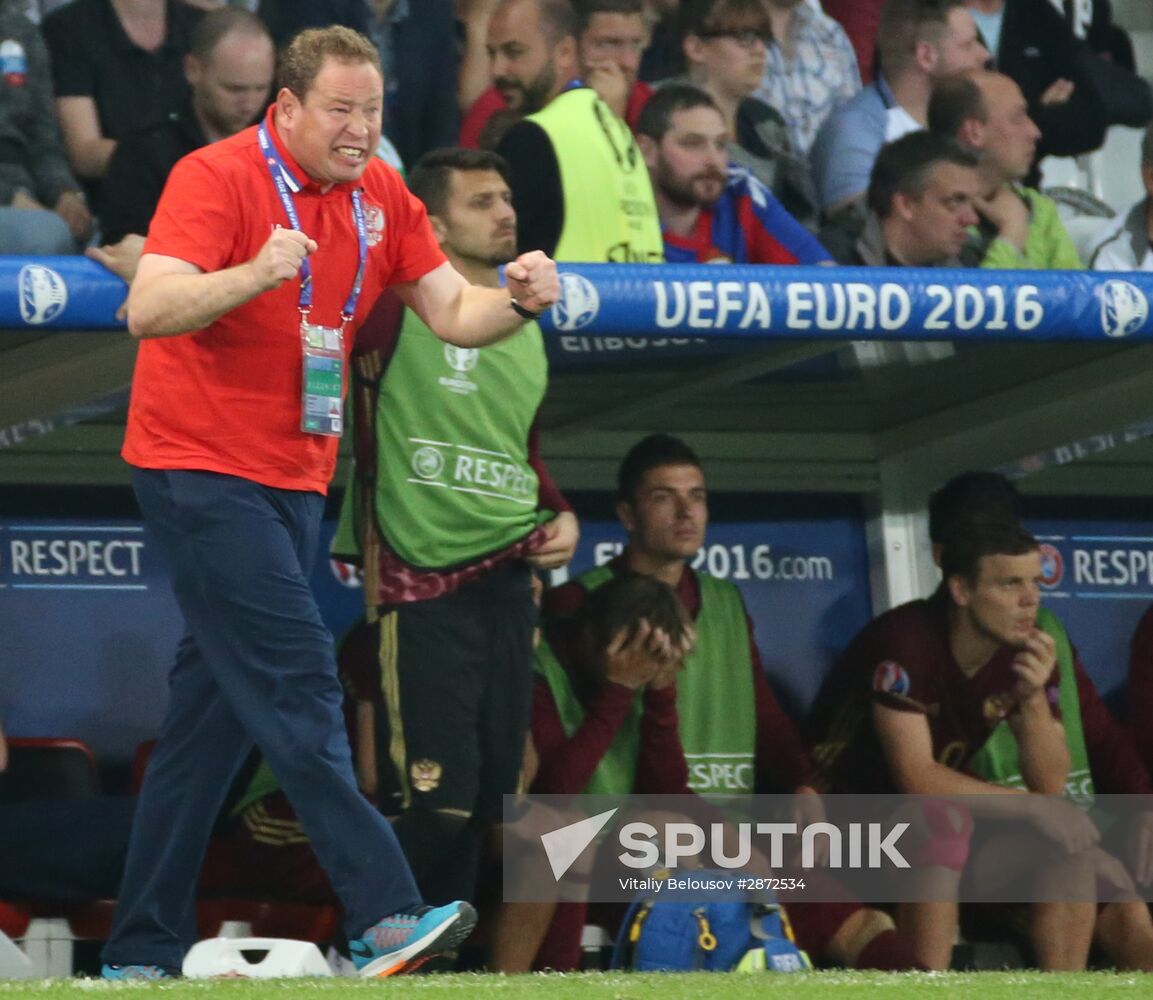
top-left (636, 83), bottom-right (831, 265)
top-left (522, 434), bottom-right (921, 972)
top-left (928, 471), bottom-right (1153, 970)
top-left (807, 522), bottom-right (1133, 971)
top-left (1130, 598), bottom-right (1153, 782)
top-left (490, 570), bottom-right (695, 972)
top-left (931, 472), bottom-right (1153, 811)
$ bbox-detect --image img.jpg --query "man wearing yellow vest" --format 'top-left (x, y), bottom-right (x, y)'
top-left (490, 0), bottom-right (664, 261)
top-left (529, 434), bottom-right (921, 971)
top-left (331, 147), bottom-right (579, 909)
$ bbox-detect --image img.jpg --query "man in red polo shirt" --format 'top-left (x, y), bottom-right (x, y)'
top-left (103, 25), bottom-right (557, 981)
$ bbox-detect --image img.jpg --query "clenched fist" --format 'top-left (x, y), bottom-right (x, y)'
top-left (250, 227), bottom-right (318, 291)
top-left (505, 249), bottom-right (559, 315)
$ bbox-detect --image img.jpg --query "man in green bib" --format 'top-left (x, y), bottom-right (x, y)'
top-left (331, 147), bottom-right (579, 908)
top-left (538, 435), bottom-right (809, 799)
top-left (530, 434), bottom-right (921, 971)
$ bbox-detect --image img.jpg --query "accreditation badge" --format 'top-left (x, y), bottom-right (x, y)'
top-left (300, 319), bottom-right (345, 436)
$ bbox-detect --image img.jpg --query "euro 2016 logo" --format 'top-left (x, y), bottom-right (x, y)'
top-left (872, 660), bottom-right (910, 696)
top-left (1098, 280), bottom-right (1148, 339)
top-left (443, 344), bottom-right (478, 373)
top-left (18, 264), bottom-right (67, 325)
top-left (553, 272), bottom-right (600, 331)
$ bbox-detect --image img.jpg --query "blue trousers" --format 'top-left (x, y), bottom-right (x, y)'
top-left (102, 469), bottom-right (420, 971)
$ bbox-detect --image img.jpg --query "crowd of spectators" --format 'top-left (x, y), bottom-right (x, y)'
top-left (0, 0), bottom-right (1146, 268)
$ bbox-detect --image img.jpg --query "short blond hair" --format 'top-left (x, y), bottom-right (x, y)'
top-left (277, 26), bottom-right (381, 99)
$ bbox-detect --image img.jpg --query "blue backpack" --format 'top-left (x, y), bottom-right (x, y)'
top-left (610, 872), bottom-right (812, 973)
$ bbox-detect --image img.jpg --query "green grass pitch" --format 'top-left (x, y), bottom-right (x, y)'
top-left (0, 972), bottom-right (1148, 999)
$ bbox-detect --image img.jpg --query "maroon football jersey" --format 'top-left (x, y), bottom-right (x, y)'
top-left (806, 589), bottom-right (1060, 793)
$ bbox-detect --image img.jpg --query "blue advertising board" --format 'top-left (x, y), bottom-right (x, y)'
top-left (0, 516), bottom-right (366, 763)
top-left (536, 265), bottom-right (1153, 343)
top-left (1031, 516), bottom-right (1153, 708)
top-left (9, 502), bottom-right (1144, 768)
top-left (0, 519), bottom-right (180, 761)
top-left (4, 258), bottom-right (1153, 346)
top-left (0, 499), bottom-right (874, 765)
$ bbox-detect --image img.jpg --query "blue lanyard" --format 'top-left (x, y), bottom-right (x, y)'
top-left (258, 122), bottom-right (368, 322)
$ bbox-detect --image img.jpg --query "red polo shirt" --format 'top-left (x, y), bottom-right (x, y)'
top-left (123, 107), bottom-right (446, 494)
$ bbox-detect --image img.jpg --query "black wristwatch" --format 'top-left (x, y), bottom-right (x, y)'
top-left (510, 297), bottom-right (542, 320)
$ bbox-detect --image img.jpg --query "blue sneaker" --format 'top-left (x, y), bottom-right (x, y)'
top-left (349, 901), bottom-right (477, 977)
top-left (101, 964), bottom-right (173, 981)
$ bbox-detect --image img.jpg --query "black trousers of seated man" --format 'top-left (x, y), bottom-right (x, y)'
top-left (370, 562), bottom-right (537, 906)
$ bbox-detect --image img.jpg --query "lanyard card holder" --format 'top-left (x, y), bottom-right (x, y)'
top-left (300, 315), bottom-right (345, 437)
top-left (258, 121), bottom-right (368, 439)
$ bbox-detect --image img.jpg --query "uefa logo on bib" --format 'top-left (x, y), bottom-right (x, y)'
top-left (18, 264), bottom-right (67, 325)
top-left (1098, 280), bottom-right (1148, 339)
top-left (411, 445), bottom-right (445, 479)
top-left (553, 272), bottom-right (600, 331)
